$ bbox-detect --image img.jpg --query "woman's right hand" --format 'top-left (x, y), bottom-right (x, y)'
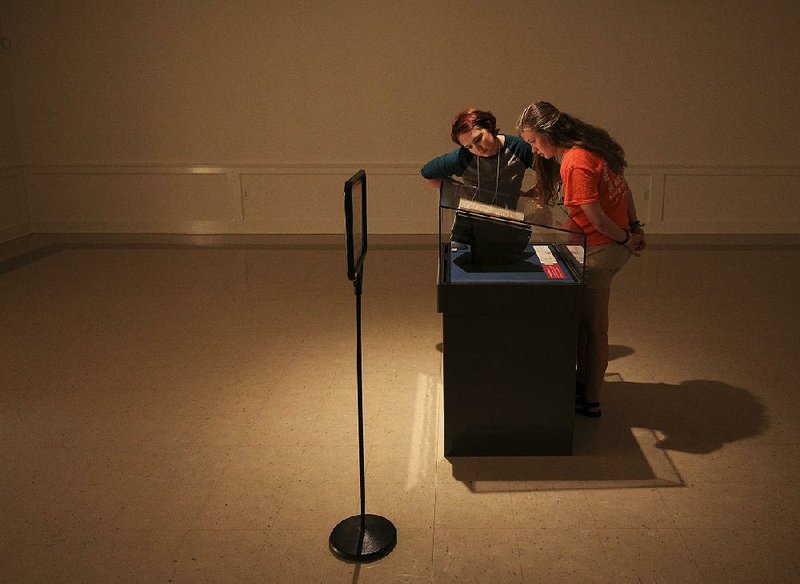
top-left (631, 226), bottom-right (646, 253)
top-left (626, 231), bottom-right (645, 256)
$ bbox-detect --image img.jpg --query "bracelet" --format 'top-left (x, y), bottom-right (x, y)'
top-left (629, 220), bottom-right (644, 230)
top-left (617, 230), bottom-right (631, 246)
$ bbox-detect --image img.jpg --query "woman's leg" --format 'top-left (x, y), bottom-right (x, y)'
top-left (579, 243), bottom-right (629, 413)
top-left (576, 301), bottom-right (588, 392)
top-left (582, 287), bottom-right (611, 405)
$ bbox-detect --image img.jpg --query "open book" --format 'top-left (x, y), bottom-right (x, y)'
top-left (457, 198), bottom-right (525, 223)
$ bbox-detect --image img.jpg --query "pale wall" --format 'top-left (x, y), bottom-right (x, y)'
top-left (0, 11), bottom-right (28, 241)
top-left (1, 1), bottom-right (799, 238)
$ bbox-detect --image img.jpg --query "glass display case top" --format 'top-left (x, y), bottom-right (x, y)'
top-left (439, 179), bottom-right (582, 235)
top-left (438, 179), bottom-right (587, 282)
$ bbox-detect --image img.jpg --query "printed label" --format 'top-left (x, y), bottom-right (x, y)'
top-left (533, 245), bottom-right (556, 264)
top-left (533, 245), bottom-right (565, 279)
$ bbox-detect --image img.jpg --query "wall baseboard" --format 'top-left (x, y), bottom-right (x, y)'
top-left (0, 225), bottom-right (31, 245)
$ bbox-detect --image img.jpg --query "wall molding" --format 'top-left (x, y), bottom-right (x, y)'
top-left (0, 165), bottom-right (24, 178)
top-left (22, 161), bottom-right (800, 172)
top-left (0, 166), bottom-right (29, 243)
top-left (15, 163), bottom-right (800, 236)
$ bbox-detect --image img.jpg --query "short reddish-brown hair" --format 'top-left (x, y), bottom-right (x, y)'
top-left (450, 109), bottom-right (499, 145)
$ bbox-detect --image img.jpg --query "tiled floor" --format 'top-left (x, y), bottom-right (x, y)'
top-left (0, 234), bottom-right (798, 583)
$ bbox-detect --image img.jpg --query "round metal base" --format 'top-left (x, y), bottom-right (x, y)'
top-left (329, 514), bottom-right (397, 562)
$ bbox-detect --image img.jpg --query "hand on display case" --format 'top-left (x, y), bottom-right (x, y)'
top-left (520, 187), bottom-right (554, 226)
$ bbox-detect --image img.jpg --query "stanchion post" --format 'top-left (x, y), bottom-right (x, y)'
top-left (329, 170), bottom-right (396, 562)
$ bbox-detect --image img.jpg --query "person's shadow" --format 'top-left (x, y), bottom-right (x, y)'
top-left (596, 378), bottom-right (767, 454)
top-left (448, 345), bottom-right (768, 488)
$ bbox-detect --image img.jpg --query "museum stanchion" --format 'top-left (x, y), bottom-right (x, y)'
top-left (329, 274), bottom-right (397, 562)
top-left (330, 169), bottom-right (396, 562)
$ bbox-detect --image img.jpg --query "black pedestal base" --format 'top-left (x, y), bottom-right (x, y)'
top-left (329, 514), bottom-right (397, 562)
top-left (439, 241), bottom-right (583, 456)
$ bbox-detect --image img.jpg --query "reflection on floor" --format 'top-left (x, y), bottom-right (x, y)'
top-left (1, 234), bottom-right (799, 583)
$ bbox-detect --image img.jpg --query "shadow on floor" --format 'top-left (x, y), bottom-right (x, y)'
top-left (608, 343), bottom-right (634, 361)
top-left (604, 378), bottom-right (767, 454)
top-left (448, 377), bottom-right (767, 491)
top-left (0, 244), bottom-right (65, 275)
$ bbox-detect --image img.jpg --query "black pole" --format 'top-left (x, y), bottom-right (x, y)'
top-left (329, 271), bottom-right (396, 562)
top-left (355, 276), bottom-right (366, 528)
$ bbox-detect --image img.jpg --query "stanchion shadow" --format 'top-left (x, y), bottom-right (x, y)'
top-left (0, 243), bottom-right (66, 275)
top-left (608, 344), bottom-right (634, 361)
top-left (448, 376), bottom-right (768, 492)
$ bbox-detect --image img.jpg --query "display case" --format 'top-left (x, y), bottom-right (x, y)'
top-left (437, 179), bottom-right (586, 456)
top-left (438, 179), bottom-right (586, 291)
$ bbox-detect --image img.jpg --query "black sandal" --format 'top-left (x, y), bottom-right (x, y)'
top-left (575, 400), bottom-right (602, 418)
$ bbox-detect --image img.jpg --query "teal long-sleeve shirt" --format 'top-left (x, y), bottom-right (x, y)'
top-left (420, 134), bottom-right (534, 200)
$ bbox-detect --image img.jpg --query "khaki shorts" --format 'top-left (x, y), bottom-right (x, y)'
top-left (583, 243), bottom-right (631, 289)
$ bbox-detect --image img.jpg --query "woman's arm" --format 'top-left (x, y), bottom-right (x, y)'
top-left (420, 148), bottom-right (468, 187)
top-left (626, 186), bottom-right (638, 225)
top-left (580, 201), bottom-right (643, 255)
top-left (579, 201), bottom-right (627, 242)
top-left (625, 186), bottom-right (646, 252)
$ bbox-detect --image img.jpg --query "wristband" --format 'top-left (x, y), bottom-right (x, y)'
top-left (617, 230), bottom-right (631, 246)
top-left (629, 220), bottom-right (644, 230)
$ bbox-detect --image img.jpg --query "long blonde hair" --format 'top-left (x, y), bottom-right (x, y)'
top-left (517, 101), bottom-right (627, 200)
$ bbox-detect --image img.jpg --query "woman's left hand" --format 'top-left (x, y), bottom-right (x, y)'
top-left (630, 226), bottom-right (646, 254)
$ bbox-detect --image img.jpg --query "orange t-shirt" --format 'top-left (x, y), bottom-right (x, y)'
top-left (561, 148), bottom-right (629, 245)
